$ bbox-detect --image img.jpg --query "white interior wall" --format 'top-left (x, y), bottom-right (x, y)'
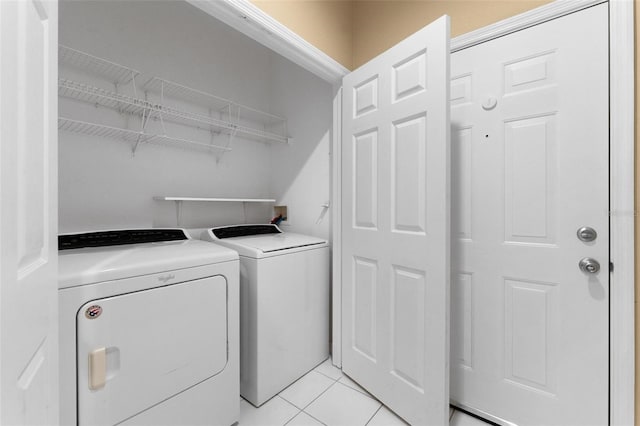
top-left (58, 0), bottom-right (333, 240)
top-left (268, 55), bottom-right (334, 239)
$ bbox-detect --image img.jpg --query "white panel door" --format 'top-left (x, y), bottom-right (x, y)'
top-left (342, 16), bottom-right (450, 426)
top-left (450, 5), bottom-right (608, 425)
top-left (0, 0), bottom-right (59, 425)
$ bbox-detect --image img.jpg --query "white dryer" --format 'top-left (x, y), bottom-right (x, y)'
top-left (200, 224), bottom-right (330, 406)
top-left (58, 229), bottom-right (239, 426)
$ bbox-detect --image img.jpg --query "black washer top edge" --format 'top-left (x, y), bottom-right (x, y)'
top-left (58, 229), bottom-right (188, 250)
top-left (212, 225), bottom-right (281, 239)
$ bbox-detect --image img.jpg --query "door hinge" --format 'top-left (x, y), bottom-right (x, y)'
top-left (609, 262), bottom-right (614, 272)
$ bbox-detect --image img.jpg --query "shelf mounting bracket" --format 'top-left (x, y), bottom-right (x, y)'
top-left (174, 200), bottom-right (183, 227)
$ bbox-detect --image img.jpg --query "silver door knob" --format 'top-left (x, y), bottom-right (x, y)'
top-left (579, 257), bottom-right (600, 274)
top-left (577, 227), bottom-right (597, 242)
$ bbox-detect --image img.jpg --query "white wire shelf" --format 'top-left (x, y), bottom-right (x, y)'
top-left (59, 45), bottom-right (140, 85)
top-left (155, 103), bottom-right (236, 134)
top-left (59, 78), bottom-right (149, 116)
top-left (234, 123), bottom-right (289, 144)
top-left (144, 77), bottom-right (289, 144)
top-left (59, 117), bottom-right (147, 143)
top-left (144, 77), bottom-right (233, 111)
top-left (58, 46), bottom-right (289, 152)
top-left (59, 79), bottom-right (288, 144)
top-left (154, 197), bottom-right (276, 203)
top-left (237, 104), bottom-right (287, 127)
top-left (59, 78), bottom-right (229, 131)
top-left (58, 117), bottom-right (232, 153)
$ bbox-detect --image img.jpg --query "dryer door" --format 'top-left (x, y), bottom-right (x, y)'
top-left (76, 275), bottom-right (228, 426)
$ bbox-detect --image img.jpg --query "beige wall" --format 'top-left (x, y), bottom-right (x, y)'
top-left (250, 0), bottom-right (551, 70)
top-left (252, 0), bottom-right (639, 422)
top-left (352, 1), bottom-right (551, 68)
top-left (250, 0), bottom-right (354, 69)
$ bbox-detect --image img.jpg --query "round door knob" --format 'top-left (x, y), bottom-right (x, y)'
top-left (579, 257), bottom-right (600, 274)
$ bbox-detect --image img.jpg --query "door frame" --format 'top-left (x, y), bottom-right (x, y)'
top-left (190, 0), bottom-right (634, 424)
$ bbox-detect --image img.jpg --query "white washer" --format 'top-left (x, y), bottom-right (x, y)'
top-left (200, 224), bottom-right (330, 407)
top-left (58, 229), bottom-right (239, 426)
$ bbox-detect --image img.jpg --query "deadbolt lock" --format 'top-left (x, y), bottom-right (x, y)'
top-left (577, 226), bottom-right (597, 242)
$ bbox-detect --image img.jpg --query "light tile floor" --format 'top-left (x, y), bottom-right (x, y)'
top-left (238, 358), bottom-right (491, 426)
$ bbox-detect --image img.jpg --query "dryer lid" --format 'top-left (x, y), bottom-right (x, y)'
top-left (58, 228), bottom-right (188, 250)
top-left (58, 230), bottom-right (238, 288)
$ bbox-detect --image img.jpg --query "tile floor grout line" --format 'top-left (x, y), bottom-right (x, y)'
top-left (312, 365), bottom-right (381, 404)
top-left (281, 409), bottom-right (303, 426)
top-left (278, 396), bottom-right (303, 426)
top-left (313, 367), bottom-right (343, 382)
top-left (280, 368), bottom-right (373, 426)
top-left (337, 376), bottom-right (378, 400)
top-left (276, 368), bottom-right (335, 410)
top-left (277, 373), bottom-right (337, 411)
top-left (300, 410), bottom-right (329, 426)
top-left (364, 405), bottom-right (383, 426)
top-left (277, 360), bottom-right (387, 426)
top-left (334, 380), bottom-right (380, 403)
top-left (298, 380), bottom-right (339, 412)
top-left (302, 380), bottom-right (383, 426)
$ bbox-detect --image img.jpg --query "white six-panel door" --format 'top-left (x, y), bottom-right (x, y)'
top-left (0, 0), bottom-right (59, 424)
top-left (341, 16), bottom-right (450, 426)
top-left (450, 4), bottom-right (609, 425)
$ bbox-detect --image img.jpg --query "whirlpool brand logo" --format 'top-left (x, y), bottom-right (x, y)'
top-left (158, 274), bottom-right (175, 283)
top-left (85, 305), bottom-right (102, 319)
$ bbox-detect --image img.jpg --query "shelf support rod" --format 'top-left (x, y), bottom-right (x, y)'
top-left (132, 107), bottom-right (150, 156)
top-left (175, 200), bottom-right (183, 227)
top-left (131, 71), bottom-right (138, 98)
top-left (216, 125), bottom-right (236, 164)
top-left (158, 81), bottom-right (168, 136)
top-left (114, 82), bottom-right (123, 115)
top-left (242, 201), bottom-right (248, 224)
top-left (209, 107), bottom-right (217, 150)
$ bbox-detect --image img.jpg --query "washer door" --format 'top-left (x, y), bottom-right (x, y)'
top-left (76, 275), bottom-right (228, 426)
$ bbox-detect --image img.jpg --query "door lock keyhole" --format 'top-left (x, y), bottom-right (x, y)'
top-left (577, 226), bottom-right (597, 242)
top-left (579, 257), bottom-right (600, 274)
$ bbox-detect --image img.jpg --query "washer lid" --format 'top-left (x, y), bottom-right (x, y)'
top-left (211, 224), bottom-right (282, 239)
top-left (204, 226), bottom-right (327, 258)
top-left (224, 232), bottom-right (326, 253)
top-left (59, 236), bottom-right (238, 288)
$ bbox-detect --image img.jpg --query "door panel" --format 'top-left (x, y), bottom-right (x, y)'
top-left (353, 257), bottom-right (377, 360)
top-left (353, 130), bottom-right (378, 229)
top-left (0, 1), bottom-right (59, 424)
top-left (342, 16), bottom-right (450, 426)
top-left (450, 5), bottom-right (608, 425)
